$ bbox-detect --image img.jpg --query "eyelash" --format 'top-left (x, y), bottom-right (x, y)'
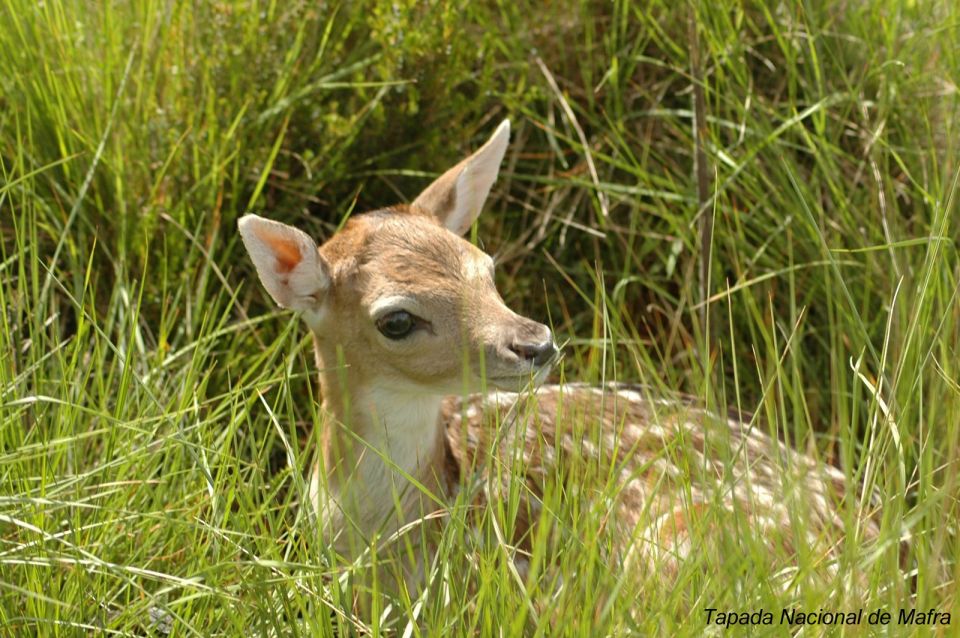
top-left (375, 310), bottom-right (431, 340)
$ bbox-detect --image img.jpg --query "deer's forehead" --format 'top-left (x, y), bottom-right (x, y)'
top-left (363, 221), bottom-right (492, 282)
top-left (362, 248), bottom-right (492, 293)
top-left (322, 214), bottom-right (495, 305)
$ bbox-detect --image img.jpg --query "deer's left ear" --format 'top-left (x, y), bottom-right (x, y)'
top-left (412, 119), bottom-right (510, 236)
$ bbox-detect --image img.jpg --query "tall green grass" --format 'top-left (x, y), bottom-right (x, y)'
top-left (1, 0), bottom-right (957, 634)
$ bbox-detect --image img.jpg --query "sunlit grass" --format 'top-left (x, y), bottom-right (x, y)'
top-left (2, 0), bottom-right (958, 635)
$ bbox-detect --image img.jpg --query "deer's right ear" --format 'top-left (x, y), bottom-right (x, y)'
top-left (238, 214), bottom-right (329, 312)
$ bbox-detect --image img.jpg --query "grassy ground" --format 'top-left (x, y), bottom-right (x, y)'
top-left (1, 0), bottom-right (958, 635)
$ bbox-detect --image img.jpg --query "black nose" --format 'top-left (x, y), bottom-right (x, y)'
top-left (509, 340), bottom-right (557, 367)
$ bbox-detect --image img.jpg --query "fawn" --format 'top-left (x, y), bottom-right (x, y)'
top-left (239, 120), bottom-right (872, 599)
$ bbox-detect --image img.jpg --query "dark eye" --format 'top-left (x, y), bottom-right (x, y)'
top-left (376, 310), bottom-right (416, 340)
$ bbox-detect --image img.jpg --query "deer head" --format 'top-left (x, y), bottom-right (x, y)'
top-left (238, 120), bottom-right (556, 409)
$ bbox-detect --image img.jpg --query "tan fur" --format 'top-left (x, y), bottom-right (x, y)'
top-left (238, 120), bottom-right (876, 603)
top-left (442, 384), bottom-right (874, 581)
top-left (304, 211), bottom-right (552, 561)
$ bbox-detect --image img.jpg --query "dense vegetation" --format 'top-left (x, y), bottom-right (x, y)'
top-left (1, 0), bottom-right (957, 634)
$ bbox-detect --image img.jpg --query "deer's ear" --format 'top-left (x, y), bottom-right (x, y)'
top-left (412, 119), bottom-right (510, 236)
top-left (238, 214), bottom-right (329, 312)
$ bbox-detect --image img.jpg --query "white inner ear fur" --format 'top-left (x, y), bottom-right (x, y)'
top-left (238, 214), bottom-right (329, 312)
top-left (412, 119), bottom-right (510, 236)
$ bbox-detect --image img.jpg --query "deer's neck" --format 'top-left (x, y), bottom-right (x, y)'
top-left (310, 339), bottom-right (451, 548)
